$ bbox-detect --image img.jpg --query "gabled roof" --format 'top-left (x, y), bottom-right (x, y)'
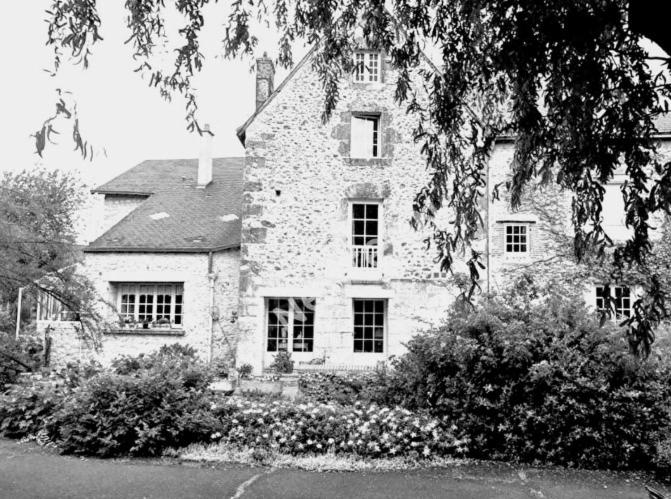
top-left (86, 158), bottom-right (244, 253)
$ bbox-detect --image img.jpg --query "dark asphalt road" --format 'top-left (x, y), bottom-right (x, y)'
top-left (0, 439), bottom-right (662, 498)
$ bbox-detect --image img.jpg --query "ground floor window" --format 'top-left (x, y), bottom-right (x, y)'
top-left (266, 297), bottom-right (316, 352)
top-left (353, 299), bottom-right (386, 353)
top-left (37, 291), bottom-right (78, 321)
top-left (596, 285), bottom-right (631, 318)
top-left (113, 282), bottom-right (184, 329)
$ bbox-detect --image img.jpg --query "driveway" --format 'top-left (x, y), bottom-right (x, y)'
top-left (0, 439), bottom-right (664, 498)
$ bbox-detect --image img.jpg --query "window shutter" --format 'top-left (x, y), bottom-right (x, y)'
top-left (351, 116), bottom-right (372, 158)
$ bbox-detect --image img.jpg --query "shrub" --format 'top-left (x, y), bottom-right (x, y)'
top-left (270, 352), bottom-right (294, 374)
top-left (298, 372), bottom-right (387, 405)
top-left (0, 332), bottom-right (44, 390)
top-left (0, 380), bottom-right (66, 439)
top-left (237, 363), bottom-right (253, 379)
top-left (49, 370), bottom-right (220, 457)
top-left (375, 276), bottom-right (671, 470)
top-left (211, 397), bottom-right (464, 459)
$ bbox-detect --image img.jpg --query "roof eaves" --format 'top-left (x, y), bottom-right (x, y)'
top-left (83, 243), bottom-right (240, 254)
top-left (236, 45), bottom-right (319, 145)
top-left (91, 189), bottom-right (154, 196)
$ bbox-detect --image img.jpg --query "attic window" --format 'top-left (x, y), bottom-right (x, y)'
top-left (354, 52), bottom-right (381, 82)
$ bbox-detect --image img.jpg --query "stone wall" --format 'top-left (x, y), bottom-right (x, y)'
top-left (237, 52), bottom-right (461, 373)
top-left (38, 249), bottom-right (240, 366)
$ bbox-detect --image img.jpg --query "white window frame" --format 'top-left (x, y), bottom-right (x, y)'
top-left (354, 51), bottom-right (381, 82)
top-left (349, 200), bottom-right (383, 269)
top-left (595, 285), bottom-right (632, 319)
top-left (265, 297), bottom-right (316, 353)
top-left (113, 282), bottom-right (184, 329)
top-left (352, 298), bottom-right (387, 353)
top-left (350, 113), bottom-right (381, 158)
top-left (504, 223), bottom-right (529, 254)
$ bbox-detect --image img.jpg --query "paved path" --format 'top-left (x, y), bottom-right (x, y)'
top-left (0, 439), bottom-right (664, 498)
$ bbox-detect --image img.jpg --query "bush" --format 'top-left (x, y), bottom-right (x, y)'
top-left (211, 397), bottom-right (464, 459)
top-left (270, 352), bottom-right (294, 374)
top-left (49, 369), bottom-right (219, 457)
top-left (299, 372), bottom-right (387, 405)
top-left (375, 276), bottom-right (671, 470)
top-left (237, 363), bottom-right (253, 379)
top-left (0, 380), bottom-right (66, 438)
top-left (0, 332), bottom-right (44, 390)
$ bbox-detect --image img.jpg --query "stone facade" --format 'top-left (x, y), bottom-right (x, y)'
top-left (236, 51), bottom-right (461, 373)
top-left (38, 250), bottom-right (239, 365)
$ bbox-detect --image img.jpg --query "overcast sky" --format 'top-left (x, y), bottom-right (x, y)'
top-left (0, 2), bottom-right (302, 188)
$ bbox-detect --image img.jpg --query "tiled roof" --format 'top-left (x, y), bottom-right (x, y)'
top-left (86, 158), bottom-right (244, 253)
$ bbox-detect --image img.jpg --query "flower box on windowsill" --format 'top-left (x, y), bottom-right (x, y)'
top-left (105, 328), bottom-right (185, 337)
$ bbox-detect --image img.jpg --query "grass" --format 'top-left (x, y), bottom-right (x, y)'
top-left (177, 442), bottom-right (468, 472)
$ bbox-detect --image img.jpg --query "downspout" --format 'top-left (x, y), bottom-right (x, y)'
top-left (485, 151), bottom-right (491, 296)
top-left (15, 287), bottom-right (23, 340)
top-left (207, 251), bottom-right (216, 364)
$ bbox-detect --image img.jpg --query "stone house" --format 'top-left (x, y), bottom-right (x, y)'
top-left (36, 47), bottom-right (671, 372)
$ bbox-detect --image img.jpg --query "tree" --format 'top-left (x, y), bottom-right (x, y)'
top-left (37, 1), bottom-right (671, 354)
top-left (0, 169), bottom-right (101, 343)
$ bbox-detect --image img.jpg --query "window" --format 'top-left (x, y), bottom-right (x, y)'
top-left (353, 299), bottom-right (386, 353)
top-left (351, 202), bottom-right (380, 268)
top-left (114, 283), bottom-right (183, 328)
top-left (354, 51), bottom-right (380, 82)
top-left (596, 285), bottom-right (632, 318)
top-left (350, 114), bottom-right (380, 158)
top-left (505, 224), bottom-right (528, 253)
top-left (37, 291), bottom-right (78, 321)
top-left (266, 297), bottom-right (315, 352)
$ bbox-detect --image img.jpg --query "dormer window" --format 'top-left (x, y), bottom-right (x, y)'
top-left (354, 52), bottom-right (381, 82)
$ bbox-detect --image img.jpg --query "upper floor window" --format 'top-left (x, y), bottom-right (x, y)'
top-left (266, 297), bottom-right (315, 352)
top-left (114, 282), bottom-right (183, 329)
top-left (354, 51), bottom-right (380, 82)
top-left (596, 285), bottom-right (631, 318)
top-left (505, 223), bottom-right (528, 253)
top-left (351, 114), bottom-right (380, 158)
top-left (351, 202), bottom-right (380, 268)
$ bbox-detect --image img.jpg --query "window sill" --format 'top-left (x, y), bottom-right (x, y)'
top-left (345, 157), bottom-right (391, 167)
top-left (105, 329), bottom-right (185, 337)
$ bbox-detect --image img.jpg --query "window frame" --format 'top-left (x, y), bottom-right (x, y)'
top-left (504, 223), bottom-right (529, 254)
top-left (113, 282), bottom-right (184, 329)
top-left (352, 298), bottom-right (387, 353)
top-left (349, 200), bottom-right (383, 269)
top-left (596, 285), bottom-right (632, 319)
top-left (350, 113), bottom-right (381, 159)
top-left (265, 297), bottom-right (316, 353)
top-left (353, 51), bottom-right (381, 83)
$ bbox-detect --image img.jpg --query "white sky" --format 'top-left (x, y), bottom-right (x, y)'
top-left (0, 2), bottom-right (302, 186)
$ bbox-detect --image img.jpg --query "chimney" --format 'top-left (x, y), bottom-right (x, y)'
top-left (256, 52), bottom-right (275, 109)
top-left (197, 124), bottom-right (213, 188)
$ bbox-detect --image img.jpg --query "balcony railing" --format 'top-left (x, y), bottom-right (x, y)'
top-left (352, 245), bottom-right (378, 268)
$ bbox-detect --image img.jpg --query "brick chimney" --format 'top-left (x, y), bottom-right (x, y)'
top-left (256, 52), bottom-right (275, 110)
top-left (197, 124), bottom-right (213, 188)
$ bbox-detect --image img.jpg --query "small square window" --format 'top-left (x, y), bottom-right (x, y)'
top-left (351, 114), bottom-right (380, 158)
top-left (504, 224), bottom-right (528, 253)
top-left (354, 52), bottom-right (381, 82)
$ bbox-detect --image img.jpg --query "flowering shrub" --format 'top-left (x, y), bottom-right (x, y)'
top-left (375, 276), bottom-right (671, 470)
top-left (211, 397), bottom-right (465, 459)
top-left (0, 332), bottom-right (44, 390)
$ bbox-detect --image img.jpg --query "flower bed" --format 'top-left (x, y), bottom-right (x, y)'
top-left (211, 397), bottom-right (465, 459)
